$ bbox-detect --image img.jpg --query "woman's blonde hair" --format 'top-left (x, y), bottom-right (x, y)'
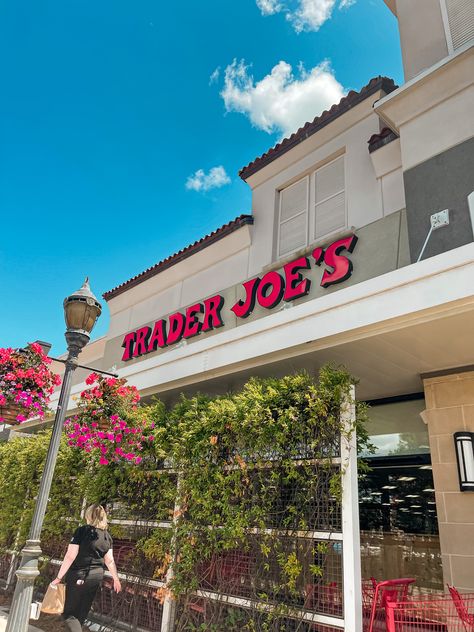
top-left (84, 504), bottom-right (108, 529)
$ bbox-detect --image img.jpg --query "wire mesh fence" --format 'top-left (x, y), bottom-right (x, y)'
top-left (386, 593), bottom-right (474, 632)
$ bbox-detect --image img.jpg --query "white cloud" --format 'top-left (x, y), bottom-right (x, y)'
top-left (185, 166), bottom-right (231, 192)
top-left (255, 0), bottom-right (355, 32)
top-left (256, 0), bottom-right (283, 15)
top-left (288, 0), bottom-right (336, 32)
top-left (220, 59), bottom-right (345, 138)
top-left (209, 67), bottom-right (220, 86)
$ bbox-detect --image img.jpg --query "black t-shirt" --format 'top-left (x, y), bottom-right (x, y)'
top-left (69, 525), bottom-right (113, 573)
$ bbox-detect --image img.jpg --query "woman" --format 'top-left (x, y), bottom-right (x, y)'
top-left (51, 504), bottom-right (122, 632)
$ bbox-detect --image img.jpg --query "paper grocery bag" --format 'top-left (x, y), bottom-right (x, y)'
top-left (40, 583), bottom-right (66, 614)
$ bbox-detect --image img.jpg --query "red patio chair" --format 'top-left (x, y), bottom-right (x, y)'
top-left (365, 578), bottom-right (415, 632)
top-left (304, 582), bottom-right (342, 616)
top-left (448, 585), bottom-right (474, 632)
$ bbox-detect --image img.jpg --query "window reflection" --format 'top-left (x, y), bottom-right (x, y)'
top-left (359, 397), bottom-right (442, 591)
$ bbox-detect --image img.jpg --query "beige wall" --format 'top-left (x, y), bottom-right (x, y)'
top-left (375, 45), bottom-right (474, 171)
top-left (249, 109), bottom-right (400, 276)
top-left (105, 98), bottom-right (405, 359)
top-left (102, 210), bottom-right (410, 371)
top-left (395, 0), bottom-right (448, 81)
top-left (422, 370), bottom-right (474, 590)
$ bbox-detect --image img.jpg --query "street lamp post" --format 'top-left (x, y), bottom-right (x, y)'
top-left (6, 278), bottom-right (102, 632)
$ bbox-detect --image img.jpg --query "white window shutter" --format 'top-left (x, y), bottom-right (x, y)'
top-left (446, 0), bottom-right (474, 49)
top-left (314, 156), bottom-right (345, 239)
top-left (278, 177), bottom-right (308, 256)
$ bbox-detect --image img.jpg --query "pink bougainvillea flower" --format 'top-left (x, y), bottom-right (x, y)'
top-left (30, 342), bottom-right (44, 356)
top-left (63, 374), bottom-right (148, 465)
top-left (99, 456), bottom-right (109, 465)
top-left (85, 372), bottom-right (99, 385)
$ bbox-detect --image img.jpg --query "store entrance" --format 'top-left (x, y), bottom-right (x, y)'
top-left (359, 396), bottom-right (443, 591)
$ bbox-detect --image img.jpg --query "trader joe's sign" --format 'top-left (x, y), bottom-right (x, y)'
top-left (121, 235), bottom-right (357, 361)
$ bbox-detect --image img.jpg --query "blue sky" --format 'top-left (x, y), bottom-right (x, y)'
top-left (0, 0), bottom-right (403, 355)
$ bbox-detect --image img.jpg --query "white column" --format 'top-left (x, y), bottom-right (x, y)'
top-left (160, 474), bottom-right (182, 632)
top-left (341, 384), bottom-right (362, 632)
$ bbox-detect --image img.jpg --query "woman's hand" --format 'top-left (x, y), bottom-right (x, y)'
top-left (113, 578), bottom-right (122, 593)
top-left (51, 577), bottom-right (62, 586)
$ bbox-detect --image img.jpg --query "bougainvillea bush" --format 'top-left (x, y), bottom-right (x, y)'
top-left (65, 374), bottom-right (154, 465)
top-left (0, 343), bottom-right (61, 424)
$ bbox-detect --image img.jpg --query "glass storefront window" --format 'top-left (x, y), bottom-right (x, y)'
top-left (360, 398), bottom-right (429, 457)
top-left (359, 397), bottom-right (443, 591)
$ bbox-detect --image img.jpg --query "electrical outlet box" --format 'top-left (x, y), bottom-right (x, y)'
top-left (430, 209), bottom-right (449, 230)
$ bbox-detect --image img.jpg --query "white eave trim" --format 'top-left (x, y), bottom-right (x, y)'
top-left (374, 41), bottom-right (474, 131)
top-left (116, 243), bottom-right (474, 394)
top-left (39, 242), bottom-right (474, 411)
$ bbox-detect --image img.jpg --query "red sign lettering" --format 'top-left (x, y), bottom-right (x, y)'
top-left (231, 278), bottom-right (259, 319)
top-left (283, 257), bottom-right (311, 301)
top-left (183, 303), bottom-right (203, 339)
top-left (320, 235), bottom-right (358, 288)
top-left (120, 235), bottom-right (357, 361)
top-left (256, 271), bottom-right (284, 309)
top-left (202, 295), bottom-right (225, 332)
top-left (148, 320), bottom-right (167, 352)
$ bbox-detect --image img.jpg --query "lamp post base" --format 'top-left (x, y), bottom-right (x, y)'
top-left (5, 540), bottom-right (42, 632)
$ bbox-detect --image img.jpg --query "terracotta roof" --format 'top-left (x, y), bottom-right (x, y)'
top-left (368, 127), bottom-right (398, 153)
top-left (103, 214), bottom-right (254, 301)
top-left (239, 76), bottom-right (398, 181)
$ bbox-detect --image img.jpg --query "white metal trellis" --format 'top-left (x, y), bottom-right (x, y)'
top-left (157, 383), bottom-right (362, 632)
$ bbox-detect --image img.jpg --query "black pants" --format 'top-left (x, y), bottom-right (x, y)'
top-left (63, 569), bottom-right (103, 632)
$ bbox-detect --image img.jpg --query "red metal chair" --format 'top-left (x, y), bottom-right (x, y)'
top-left (384, 590), bottom-right (474, 632)
top-left (365, 578), bottom-right (415, 632)
top-left (448, 586), bottom-right (474, 631)
top-left (304, 582), bottom-right (342, 616)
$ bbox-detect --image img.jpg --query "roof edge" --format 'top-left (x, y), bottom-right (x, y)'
top-left (103, 214), bottom-right (254, 301)
top-left (367, 127), bottom-right (399, 153)
top-left (239, 76), bottom-right (398, 182)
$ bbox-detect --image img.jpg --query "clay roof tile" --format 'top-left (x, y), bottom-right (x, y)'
top-left (239, 76), bottom-right (397, 181)
top-left (103, 214), bottom-right (254, 301)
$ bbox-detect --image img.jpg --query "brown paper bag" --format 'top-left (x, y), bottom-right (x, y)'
top-left (41, 583), bottom-right (66, 614)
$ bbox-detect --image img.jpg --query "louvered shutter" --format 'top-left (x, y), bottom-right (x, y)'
top-left (446, 0), bottom-right (474, 49)
top-left (314, 156), bottom-right (346, 239)
top-left (278, 177), bottom-right (308, 257)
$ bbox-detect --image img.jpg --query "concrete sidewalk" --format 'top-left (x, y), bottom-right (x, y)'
top-left (0, 607), bottom-right (43, 631)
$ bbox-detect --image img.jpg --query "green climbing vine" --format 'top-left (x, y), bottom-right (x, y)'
top-left (0, 364), bottom-right (370, 632)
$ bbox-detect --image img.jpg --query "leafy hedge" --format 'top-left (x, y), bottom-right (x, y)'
top-left (0, 365), bottom-right (369, 624)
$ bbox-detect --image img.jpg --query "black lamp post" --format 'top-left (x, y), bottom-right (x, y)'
top-left (6, 279), bottom-right (102, 632)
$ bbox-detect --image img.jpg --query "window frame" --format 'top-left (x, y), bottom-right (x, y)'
top-left (440, 0), bottom-right (455, 54)
top-left (276, 154), bottom-right (347, 260)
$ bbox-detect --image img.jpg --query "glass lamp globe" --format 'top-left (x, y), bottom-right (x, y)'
top-left (63, 278), bottom-right (102, 336)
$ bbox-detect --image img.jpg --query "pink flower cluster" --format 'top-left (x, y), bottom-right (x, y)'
top-left (65, 414), bottom-right (153, 465)
top-left (0, 343), bottom-right (62, 424)
top-left (65, 373), bottom-right (151, 466)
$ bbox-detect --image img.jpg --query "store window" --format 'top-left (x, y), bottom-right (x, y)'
top-left (277, 156), bottom-right (346, 258)
top-left (359, 396), bottom-right (443, 591)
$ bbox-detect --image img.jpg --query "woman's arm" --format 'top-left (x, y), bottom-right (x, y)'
top-left (104, 549), bottom-right (122, 593)
top-left (51, 544), bottom-right (79, 585)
